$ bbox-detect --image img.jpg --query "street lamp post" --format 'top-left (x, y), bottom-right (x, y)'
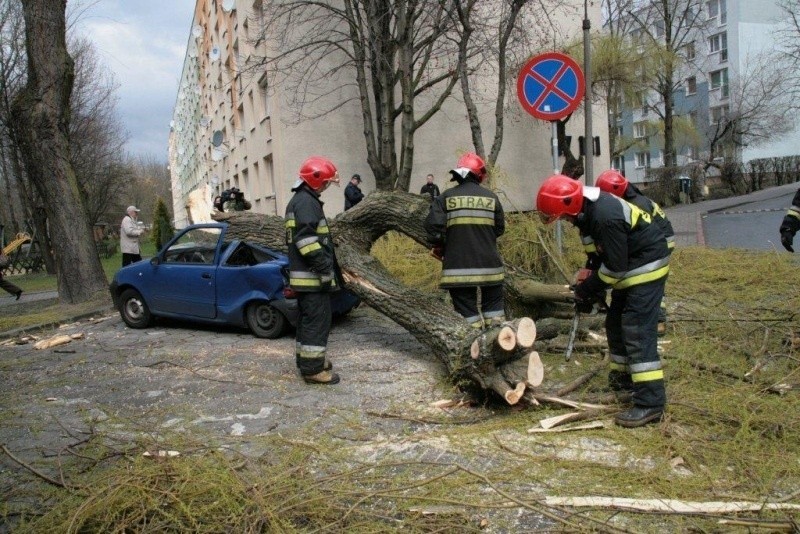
top-left (583, 0), bottom-right (593, 184)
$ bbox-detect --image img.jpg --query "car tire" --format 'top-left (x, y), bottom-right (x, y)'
top-left (119, 288), bottom-right (153, 328)
top-left (246, 301), bottom-right (287, 339)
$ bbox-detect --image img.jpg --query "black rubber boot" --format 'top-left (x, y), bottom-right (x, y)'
top-left (302, 370), bottom-right (340, 385)
top-left (614, 406), bottom-right (664, 428)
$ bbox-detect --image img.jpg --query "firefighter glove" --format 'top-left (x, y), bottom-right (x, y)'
top-left (781, 230), bottom-right (795, 253)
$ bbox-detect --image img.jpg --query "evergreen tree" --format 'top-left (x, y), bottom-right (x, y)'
top-left (151, 197), bottom-right (174, 250)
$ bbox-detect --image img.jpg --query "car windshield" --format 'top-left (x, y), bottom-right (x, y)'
top-left (163, 227), bottom-right (221, 264)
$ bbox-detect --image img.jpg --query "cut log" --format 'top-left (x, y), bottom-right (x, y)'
top-left (527, 351), bottom-right (544, 387)
top-left (515, 317), bottom-right (536, 347)
top-left (486, 371), bottom-right (526, 405)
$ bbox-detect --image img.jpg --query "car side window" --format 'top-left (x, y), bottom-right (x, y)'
top-left (163, 227), bottom-right (221, 264)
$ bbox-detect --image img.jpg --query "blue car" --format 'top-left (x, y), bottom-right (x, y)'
top-left (109, 223), bottom-right (359, 338)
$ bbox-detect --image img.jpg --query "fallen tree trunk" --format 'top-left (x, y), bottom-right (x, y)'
top-left (213, 190), bottom-right (574, 401)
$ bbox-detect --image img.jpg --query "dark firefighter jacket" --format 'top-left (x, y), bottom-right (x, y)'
top-left (583, 185), bottom-right (675, 270)
top-left (285, 183), bottom-right (337, 292)
top-left (577, 191), bottom-right (670, 296)
top-left (424, 177), bottom-right (505, 288)
top-left (780, 187), bottom-right (800, 236)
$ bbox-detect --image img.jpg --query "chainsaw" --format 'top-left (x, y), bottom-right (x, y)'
top-left (565, 268), bottom-right (607, 361)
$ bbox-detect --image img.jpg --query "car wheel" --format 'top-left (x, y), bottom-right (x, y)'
top-left (246, 301), bottom-right (287, 339)
top-left (119, 288), bottom-right (153, 328)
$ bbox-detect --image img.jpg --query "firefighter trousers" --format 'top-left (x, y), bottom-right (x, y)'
top-left (606, 278), bottom-right (667, 408)
top-left (449, 285), bottom-right (505, 328)
top-left (295, 291), bottom-right (332, 376)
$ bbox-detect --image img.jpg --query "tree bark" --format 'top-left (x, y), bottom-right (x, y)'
top-left (216, 190), bottom-right (559, 401)
top-left (10, 0), bottom-right (107, 302)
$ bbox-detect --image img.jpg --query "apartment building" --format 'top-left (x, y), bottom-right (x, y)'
top-left (612, 0), bottom-right (796, 184)
top-left (169, 0), bottom-right (608, 227)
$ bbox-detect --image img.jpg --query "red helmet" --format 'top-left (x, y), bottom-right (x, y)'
top-left (299, 156), bottom-right (339, 190)
top-left (595, 169), bottom-right (628, 197)
top-left (452, 152), bottom-right (487, 182)
top-left (536, 174), bottom-right (584, 224)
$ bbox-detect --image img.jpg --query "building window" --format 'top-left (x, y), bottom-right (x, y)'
top-left (686, 76), bottom-right (697, 95)
top-left (635, 152), bottom-right (651, 169)
top-left (708, 32), bottom-right (727, 61)
top-left (258, 73), bottom-right (270, 119)
top-left (707, 0), bottom-right (727, 24)
top-left (635, 91), bottom-right (648, 115)
top-left (616, 125), bottom-right (624, 138)
top-left (633, 121), bottom-right (648, 139)
top-left (710, 104), bottom-right (729, 124)
top-left (709, 68), bottom-right (728, 91)
top-left (689, 110), bottom-right (698, 127)
top-left (685, 41), bottom-right (696, 61)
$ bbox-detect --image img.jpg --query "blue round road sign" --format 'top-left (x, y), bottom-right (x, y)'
top-left (516, 52), bottom-right (585, 121)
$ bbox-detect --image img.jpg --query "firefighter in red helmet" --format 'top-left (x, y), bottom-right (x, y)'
top-left (596, 169), bottom-right (674, 335)
top-left (285, 156), bottom-right (341, 384)
top-left (536, 174), bottom-right (670, 428)
top-left (424, 152), bottom-right (506, 329)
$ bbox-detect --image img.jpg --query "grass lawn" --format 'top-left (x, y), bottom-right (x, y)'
top-left (0, 242), bottom-right (158, 333)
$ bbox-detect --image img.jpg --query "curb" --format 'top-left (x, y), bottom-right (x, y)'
top-left (0, 305), bottom-right (117, 340)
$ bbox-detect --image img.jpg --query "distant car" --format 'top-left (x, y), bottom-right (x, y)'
top-left (109, 223), bottom-right (359, 338)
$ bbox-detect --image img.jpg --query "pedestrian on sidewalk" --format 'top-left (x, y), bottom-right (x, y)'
top-left (0, 269), bottom-right (22, 300)
top-left (121, 205), bottom-right (144, 267)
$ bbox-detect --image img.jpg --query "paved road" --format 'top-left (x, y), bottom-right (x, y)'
top-left (665, 182), bottom-right (800, 250)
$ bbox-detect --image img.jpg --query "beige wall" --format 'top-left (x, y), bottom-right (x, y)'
top-left (170, 0), bottom-right (608, 227)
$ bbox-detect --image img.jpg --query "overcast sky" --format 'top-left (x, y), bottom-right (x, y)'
top-left (73, 0), bottom-right (196, 160)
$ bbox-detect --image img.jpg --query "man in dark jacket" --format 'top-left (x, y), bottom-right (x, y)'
top-left (537, 175), bottom-right (670, 428)
top-left (420, 174), bottom-right (441, 201)
top-left (285, 156), bottom-right (341, 384)
top-left (596, 169), bottom-right (674, 334)
top-left (424, 153), bottom-right (505, 329)
top-left (779, 187), bottom-right (800, 252)
top-left (344, 174), bottom-right (364, 211)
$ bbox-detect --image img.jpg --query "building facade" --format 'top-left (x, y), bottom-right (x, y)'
top-left (612, 0), bottom-right (796, 185)
top-left (170, 0), bottom-right (608, 227)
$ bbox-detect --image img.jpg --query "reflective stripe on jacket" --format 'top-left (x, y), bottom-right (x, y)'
top-left (424, 178), bottom-right (505, 288)
top-left (624, 185), bottom-right (676, 251)
top-left (285, 184), bottom-right (337, 292)
top-left (578, 193), bottom-right (669, 291)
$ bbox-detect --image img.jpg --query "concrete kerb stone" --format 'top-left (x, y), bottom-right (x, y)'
top-left (0, 304), bottom-right (116, 340)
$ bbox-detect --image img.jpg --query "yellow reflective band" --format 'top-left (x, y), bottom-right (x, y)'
top-left (614, 265), bottom-right (670, 289)
top-left (317, 226), bottom-right (330, 234)
top-left (285, 220), bottom-right (296, 228)
top-left (788, 209), bottom-right (800, 220)
top-left (441, 273), bottom-right (504, 284)
top-left (298, 242), bottom-right (322, 255)
top-left (290, 278), bottom-right (321, 287)
top-left (447, 217), bottom-right (494, 227)
top-left (632, 369), bottom-right (664, 383)
top-left (667, 241), bottom-right (676, 249)
top-left (598, 271), bottom-right (620, 285)
top-left (583, 243), bottom-right (597, 253)
top-left (609, 362), bottom-right (627, 372)
top-left (446, 196), bottom-right (496, 211)
top-left (469, 321), bottom-right (483, 328)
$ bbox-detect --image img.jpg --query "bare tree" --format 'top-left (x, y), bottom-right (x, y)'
top-left (10, 0), bottom-right (107, 303)
top-left (251, 0), bottom-right (460, 191)
top-left (701, 53), bottom-right (794, 173)
top-left (449, 0), bottom-right (551, 166)
top-left (68, 35), bottom-right (130, 226)
top-left (624, 0), bottom-right (708, 168)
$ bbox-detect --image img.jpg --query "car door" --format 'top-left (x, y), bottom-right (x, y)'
top-left (149, 226), bottom-right (222, 318)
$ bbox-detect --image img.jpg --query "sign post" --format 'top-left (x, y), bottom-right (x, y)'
top-left (516, 52), bottom-right (585, 251)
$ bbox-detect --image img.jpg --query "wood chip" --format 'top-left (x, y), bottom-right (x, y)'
top-left (528, 421), bottom-right (606, 433)
top-left (33, 335), bottom-right (72, 350)
top-left (543, 496), bottom-right (800, 513)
